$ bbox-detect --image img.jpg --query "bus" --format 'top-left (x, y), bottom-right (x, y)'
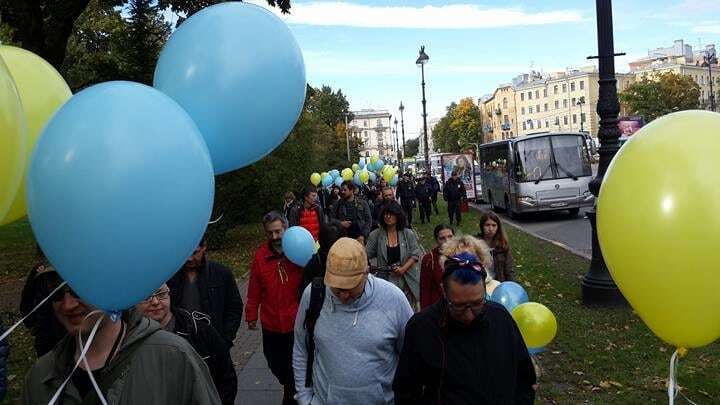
top-left (478, 132), bottom-right (595, 218)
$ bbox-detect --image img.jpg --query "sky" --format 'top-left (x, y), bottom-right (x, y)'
top-left (245, 0), bottom-right (720, 138)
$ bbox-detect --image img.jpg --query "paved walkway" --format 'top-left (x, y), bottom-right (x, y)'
top-left (231, 279), bottom-right (284, 405)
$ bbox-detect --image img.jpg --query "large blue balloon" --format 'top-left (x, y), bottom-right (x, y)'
top-left (359, 158), bottom-right (366, 169)
top-left (369, 172), bottom-right (377, 183)
top-left (353, 172), bottom-right (362, 186)
top-left (334, 177), bottom-right (344, 187)
top-left (27, 82), bottom-right (215, 311)
top-left (488, 281), bottom-right (529, 312)
top-left (282, 226), bottom-right (314, 266)
top-left (389, 174), bottom-right (399, 187)
top-left (321, 174), bottom-right (333, 187)
top-left (154, 2), bottom-right (306, 175)
top-left (329, 169), bottom-right (340, 179)
top-left (375, 159), bottom-right (385, 171)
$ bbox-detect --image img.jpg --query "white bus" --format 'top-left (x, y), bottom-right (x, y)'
top-left (478, 132), bottom-right (595, 218)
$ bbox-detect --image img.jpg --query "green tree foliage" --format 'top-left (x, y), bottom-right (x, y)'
top-left (431, 98), bottom-right (484, 152)
top-left (619, 71), bottom-right (701, 121)
top-left (431, 102), bottom-right (458, 153)
top-left (405, 138), bottom-right (419, 157)
top-left (124, 0), bottom-right (171, 84)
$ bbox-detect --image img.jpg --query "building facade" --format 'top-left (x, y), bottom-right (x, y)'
top-left (348, 109), bottom-right (394, 160)
top-left (480, 85), bottom-right (518, 143)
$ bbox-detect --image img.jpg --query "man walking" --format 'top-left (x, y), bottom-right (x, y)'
top-left (443, 169), bottom-right (467, 226)
top-left (414, 176), bottom-right (432, 224)
top-left (293, 238), bottom-right (413, 405)
top-left (426, 172), bottom-right (441, 215)
top-left (246, 211), bottom-right (304, 404)
top-left (393, 253), bottom-right (537, 404)
top-left (167, 237), bottom-right (244, 344)
top-left (396, 172), bottom-right (416, 228)
top-left (288, 186), bottom-right (325, 241)
top-left (329, 181), bottom-right (372, 243)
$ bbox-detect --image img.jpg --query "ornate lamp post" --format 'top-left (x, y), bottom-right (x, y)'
top-left (577, 96), bottom-right (586, 132)
top-left (703, 48), bottom-right (717, 112)
top-left (394, 119), bottom-right (401, 167)
top-left (416, 46), bottom-right (430, 171)
top-left (399, 102), bottom-right (407, 172)
top-left (582, 0), bottom-right (627, 306)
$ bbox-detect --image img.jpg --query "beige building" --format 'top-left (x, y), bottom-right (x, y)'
top-left (348, 109), bottom-right (395, 159)
top-left (480, 85), bottom-right (518, 143)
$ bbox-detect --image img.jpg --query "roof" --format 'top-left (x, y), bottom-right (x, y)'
top-left (479, 131), bottom-right (588, 148)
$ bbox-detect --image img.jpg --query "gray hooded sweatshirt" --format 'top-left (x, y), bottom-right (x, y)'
top-left (293, 275), bottom-right (413, 405)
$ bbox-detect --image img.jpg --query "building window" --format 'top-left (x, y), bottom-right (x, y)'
top-left (521, 93), bottom-right (525, 101)
top-left (363, 120), bottom-right (368, 127)
top-left (700, 76), bottom-right (704, 85)
top-left (503, 114), bottom-right (509, 123)
top-left (536, 104), bottom-right (540, 112)
top-left (555, 100), bottom-right (559, 109)
top-left (529, 121), bottom-right (534, 129)
top-left (579, 80), bottom-right (585, 90)
top-left (535, 90), bottom-right (540, 98)
top-left (544, 103), bottom-right (548, 112)
top-left (363, 131), bottom-right (367, 137)
top-left (529, 107), bottom-right (533, 114)
top-left (562, 83), bottom-right (567, 92)
top-left (572, 97), bottom-right (576, 105)
top-left (521, 107), bottom-right (525, 115)
top-left (545, 120), bottom-right (549, 128)
top-left (563, 99), bottom-right (568, 108)
top-left (522, 122), bottom-right (527, 130)
top-left (571, 82), bottom-right (576, 91)
top-left (376, 119), bottom-right (382, 127)
top-left (554, 85), bottom-right (559, 95)
top-left (543, 89), bottom-right (548, 97)
top-left (564, 116), bottom-right (568, 125)
top-left (573, 114), bottom-right (577, 124)
top-left (503, 97), bottom-right (508, 108)
top-left (528, 91), bottom-right (532, 100)
top-left (555, 117), bottom-right (560, 126)
top-left (537, 120), bottom-right (542, 128)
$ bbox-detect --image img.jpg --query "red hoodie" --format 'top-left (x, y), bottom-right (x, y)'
top-left (420, 247), bottom-right (444, 310)
top-left (245, 242), bottom-right (303, 333)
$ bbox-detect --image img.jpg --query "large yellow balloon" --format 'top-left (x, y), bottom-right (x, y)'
top-left (310, 172), bottom-right (321, 186)
top-left (598, 110), bottom-right (720, 349)
top-left (359, 169), bottom-right (369, 184)
top-left (0, 56), bottom-right (26, 221)
top-left (511, 302), bottom-right (557, 349)
top-left (0, 46), bottom-right (72, 225)
top-left (341, 168), bottom-right (353, 181)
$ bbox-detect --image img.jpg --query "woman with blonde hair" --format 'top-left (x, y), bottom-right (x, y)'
top-left (440, 234), bottom-right (500, 295)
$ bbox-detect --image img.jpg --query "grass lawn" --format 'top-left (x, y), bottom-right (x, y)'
top-left (1, 201), bottom-right (718, 403)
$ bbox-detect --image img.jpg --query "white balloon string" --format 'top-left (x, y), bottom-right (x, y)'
top-left (78, 310), bottom-right (110, 405)
top-left (0, 281), bottom-right (67, 343)
top-left (668, 350), bottom-right (679, 405)
top-left (48, 314), bottom-right (104, 405)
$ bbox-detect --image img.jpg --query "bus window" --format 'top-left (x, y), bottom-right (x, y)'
top-left (515, 137), bottom-right (553, 182)
top-left (551, 135), bottom-right (592, 178)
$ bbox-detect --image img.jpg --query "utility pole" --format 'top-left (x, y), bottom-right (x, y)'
top-left (344, 113), bottom-right (351, 162)
top-left (399, 102), bottom-right (406, 172)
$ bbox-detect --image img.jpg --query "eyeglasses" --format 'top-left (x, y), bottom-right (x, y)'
top-left (142, 289), bottom-right (170, 303)
top-left (447, 297), bottom-right (485, 314)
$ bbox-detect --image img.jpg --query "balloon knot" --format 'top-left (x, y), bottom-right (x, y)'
top-left (677, 347), bottom-right (688, 358)
top-left (108, 311), bottom-right (122, 323)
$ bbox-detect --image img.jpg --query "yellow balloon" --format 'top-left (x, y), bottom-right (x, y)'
top-left (370, 156), bottom-right (378, 165)
top-left (341, 168), bottom-right (353, 181)
top-left (511, 302), bottom-right (557, 349)
top-left (351, 163), bottom-right (359, 172)
top-left (598, 110), bottom-right (720, 349)
top-left (359, 169), bottom-right (369, 184)
top-left (320, 171), bottom-right (328, 178)
top-left (0, 56), bottom-right (26, 221)
top-left (0, 46), bottom-right (72, 226)
top-left (310, 172), bottom-right (321, 186)
top-left (383, 170), bottom-right (394, 182)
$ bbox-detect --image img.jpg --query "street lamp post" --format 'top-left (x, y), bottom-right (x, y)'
top-left (399, 102), bottom-right (407, 172)
top-left (388, 113), bottom-right (392, 163)
top-left (582, 0), bottom-right (627, 306)
top-left (344, 113), bottom-right (351, 163)
top-left (394, 119), bottom-right (401, 167)
top-left (416, 46), bottom-right (430, 172)
top-left (577, 96), bottom-right (586, 132)
top-left (703, 48), bottom-right (717, 112)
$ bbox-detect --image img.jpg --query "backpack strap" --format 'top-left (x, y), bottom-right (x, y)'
top-left (303, 277), bottom-right (326, 388)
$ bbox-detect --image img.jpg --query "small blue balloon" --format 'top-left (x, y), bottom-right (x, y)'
top-left (369, 172), bottom-right (377, 183)
top-left (528, 347), bottom-right (545, 355)
top-left (330, 169), bottom-right (340, 179)
top-left (389, 174), bottom-right (399, 187)
top-left (488, 281), bottom-right (529, 312)
top-left (366, 162), bottom-right (375, 172)
top-left (359, 158), bottom-right (366, 169)
top-left (375, 159), bottom-right (385, 171)
top-left (154, 2), bottom-right (306, 174)
top-left (321, 174), bottom-right (333, 187)
top-left (28, 82), bottom-right (214, 312)
top-left (334, 176), bottom-right (344, 187)
top-left (282, 226), bottom-right (315, 266)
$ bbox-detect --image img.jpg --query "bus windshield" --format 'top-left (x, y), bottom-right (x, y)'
top-left (515, 135), bottom-right (592, 183)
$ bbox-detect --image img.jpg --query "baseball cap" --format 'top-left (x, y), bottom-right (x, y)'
top-left (324, 238), bottom-right (368, 289)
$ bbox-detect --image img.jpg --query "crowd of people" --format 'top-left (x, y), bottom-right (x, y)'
top-left (5, 168), bottom-right (534, 405)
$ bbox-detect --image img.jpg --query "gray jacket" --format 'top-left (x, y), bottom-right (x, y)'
top-left (366, 228), bottom-right (423, 304)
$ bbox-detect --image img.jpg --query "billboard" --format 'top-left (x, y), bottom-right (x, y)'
top-left (618, 116), bottom-right (645, 136)
top-left (441, 153), bottom-right (475, 200)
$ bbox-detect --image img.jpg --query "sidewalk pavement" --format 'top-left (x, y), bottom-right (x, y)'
top-left (231, 278), bottom-right (284, 405)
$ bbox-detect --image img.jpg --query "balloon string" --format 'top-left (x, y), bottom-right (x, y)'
top-left (48, 313), bottom-right (104, 405)
top-left (78, 310), bottom-right (110, 405)
top-left (668, 349), bottom-right (699, 405)
top-left (0, 281), bottom-right (67, 343)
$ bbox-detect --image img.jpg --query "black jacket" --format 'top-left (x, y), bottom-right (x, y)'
top-left (329, 197), bottom-right (372, 238)
top-left (415, 182), bottom-right (432, 202)
top-left (397, 179), bottom-right (416, 206)
top-left (167, 260), bottom-right (244, 343)
top-left (428, 176), bottom-right (441, 196)
top-left (0, 320), bottom-right (7, 402)
top-left (20, 265), bottom-right (67, 357)
top-left (298, 250), bottom-right (329, 299)
top-left (394, 300), bottom-right (536, 405)
top-left (443, 178), bottom-right (467, 202)
top-left (173, 308), bottom-right (237, 405)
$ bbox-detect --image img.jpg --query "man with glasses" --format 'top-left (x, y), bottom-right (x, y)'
top-left (22, 269), bottom-right (221, 404)
top-left (137, 284), bottom-right (237, 404)
top-left (167, 237), bottom-right (243, 344)
top-left (393, 252), bottom-right (536, 404)
top-left (293, 238), bottom-right (413, 405)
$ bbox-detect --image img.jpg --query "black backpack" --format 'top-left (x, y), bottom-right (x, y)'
top-left (303, 277), bottom-right (326, 387)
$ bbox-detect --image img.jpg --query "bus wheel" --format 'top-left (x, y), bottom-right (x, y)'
top-left (568, 208), bottom-right (580, 217)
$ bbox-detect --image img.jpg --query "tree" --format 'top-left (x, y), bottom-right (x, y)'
top-left (405, 138), bottom-right (419, 157)
top-left (123, 0), bottom-right (171, 84)
top-left (0, 0), bottom-right (292, 70)
top-left (450, 97), bottom-right (483, 149)
top-left (305, 85), bottom-right (361, 167)
top-left (619, 71), bottom-right (701, 121)
top-left (431, 102), bottom-right (458, 153)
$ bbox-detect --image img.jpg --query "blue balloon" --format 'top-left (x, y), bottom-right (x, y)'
top-left (329, 169), bottom-right (340, 179)
top-left (389, 174), bottom-right (399, 187)
top-left (375, 159), bottom-right (385, 171)
top-left (488, 281), bottom-right (529, 312)
top-left (28, 82), bottom-right (214, 311)
top-left (282, 226), bottom-right (314, 266)
top-left (154, 3), bottom-right (306, 175)
top-left (353, 172), bottom-right (362, 186)
top-left (369, 172), bottom-right (377, 183)
top-left (321, 174), bottom-right (333, 187)
top-left (359, 158), bottom-right (366, 169)
top-left (334, 177), bottom-right (344, 187)
top-left (366, 162), bottom-right (375, 172)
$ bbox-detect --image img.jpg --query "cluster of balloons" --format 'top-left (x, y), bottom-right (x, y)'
top-left (309, 156), bottom-right (400, 189)
top-left (598, 110), bottom-right (720, 352)
top-left (488, 281), bottom-right (558, 354)
top-left (0, 2), bottom-right (306, 312)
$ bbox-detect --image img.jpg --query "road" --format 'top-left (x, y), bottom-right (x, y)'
top-left (471, 202), bottom-right (593, 259)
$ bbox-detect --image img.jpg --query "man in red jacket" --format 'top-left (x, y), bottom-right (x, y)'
top-left (246, 211), bottom-right (303, 404)
top-left (288, 186), bottom-right (324, 241)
